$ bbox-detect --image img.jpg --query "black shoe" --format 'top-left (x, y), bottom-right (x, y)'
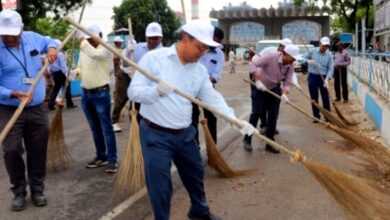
top-left (105, 162), bottom-right (118, 174)
top-left (259, 127), bottom-right (267, 135)
top-left (11, 194), bottom-right (26, 211)
top-left (243, 139), bottom-right (252, 152)
top-left (265, 144), bottom-right (280, 154)
top-left (31, 192), bottom-right (47, 207)
top-left (85, 157), bottom-right (108, 168)
top-left (188, 212), bottom-right (222, 220)
top-left (334, 98), bottom-right (341, 102)
top-left (275, 129), bottom-right (280, 135)
top-left (48, 106), bottom-right (56, 111)
top-left (343, 100), bottom-right (348, 103)
top-left (67, 104), bottom-right (77, 109)
top-left (312, 118), bottom-right (320, 123)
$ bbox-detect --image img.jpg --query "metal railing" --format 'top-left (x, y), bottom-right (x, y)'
top-left (349, 51), bottom-right (390, 101)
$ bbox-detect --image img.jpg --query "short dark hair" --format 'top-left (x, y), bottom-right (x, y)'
top-left (178, 31), bottom-right (195, 41)
top-left (213, 27), bottom-right (224, 40)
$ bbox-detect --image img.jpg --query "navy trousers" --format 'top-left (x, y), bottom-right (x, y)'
top-left (307, 74), bottom-right (331, 119)
top-left (140, 119), bottom-right (209, 220)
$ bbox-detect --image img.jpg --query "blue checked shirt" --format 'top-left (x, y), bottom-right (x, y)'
top-left (302, 47), bottom-right (334, 80)
top-left (0, 31), bottom-right (58, 107)
top-left (128, 45), bottom-right (236, 129)
top-left (199, 47), bottom-right (225, 82)
top-left (48, 51), bottom-right (68, 74)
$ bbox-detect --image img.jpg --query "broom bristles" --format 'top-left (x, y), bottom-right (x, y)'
top-left (329, 125), bottom-right (390, 172)
top-left (201, 119), bottom-right (253, 178)
top-left (47, 106), bottom-right (72, 172)
top-left (303, 159), bottom-right (390, 220)
top-left (315, 104), bottom-right (349, 129)
top-left (113, 109), bottom-right (144, 200)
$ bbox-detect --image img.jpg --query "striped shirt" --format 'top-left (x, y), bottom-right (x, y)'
top-left (334, 49), bottom-right (351, 68)
top-left (303, 47), bottom-right (334, 79)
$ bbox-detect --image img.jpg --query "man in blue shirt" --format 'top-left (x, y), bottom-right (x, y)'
top-left (112, 22), bottom-right (163, 132)
top-left (128, 21), bottom-right (254, 220)
top-left (47, 50), bottom-right (76, 110)
top-left (302, 37), bottom-right (334, 122)
top-left (0, 10), bottom-right (58, 211)
top-left (191, 27), bottom-right (225, 143)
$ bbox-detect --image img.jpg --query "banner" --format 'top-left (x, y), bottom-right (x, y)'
top-left (1, 0), bottom-right (17, 10)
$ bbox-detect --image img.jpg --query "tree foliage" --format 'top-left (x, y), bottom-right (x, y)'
top-left (113, 0), bottom-right (181, 45)
top-left (0, 0), bottom-right (87, 30)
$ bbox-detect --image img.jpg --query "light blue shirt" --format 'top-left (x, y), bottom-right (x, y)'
top-left (0, 31), bottom-right (58, 107)
top-left (302, 47), bottom-right (334, 80)
top-left (199, 47), bottom-right (224, 82)
top-left (128, 44), bottom-right (236, 129)
top-left (48, 51), bottom-right (67, 74)
top-left (133, 42), bottom-right (163, 64)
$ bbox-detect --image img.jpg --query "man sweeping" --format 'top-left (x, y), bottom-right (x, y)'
top-left (128, 21), bottom-right (254, 220)
top-left (243, 44), bottom-right (301, 153)
top-left (0, 10), bottom-right (58, 211)
top-left (112, 22), bottom-right (163, 132)
top-left (74, 24), bottom-right (118, 174)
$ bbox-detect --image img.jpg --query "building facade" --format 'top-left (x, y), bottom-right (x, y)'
top-left (374, 0), bottom-right (390, 51)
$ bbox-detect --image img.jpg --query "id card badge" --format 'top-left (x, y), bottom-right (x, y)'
top-left (23, 77), bottom-right (34, 85)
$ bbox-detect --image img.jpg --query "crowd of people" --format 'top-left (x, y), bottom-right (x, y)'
top-left (0, 8), bottom-right (352, 220)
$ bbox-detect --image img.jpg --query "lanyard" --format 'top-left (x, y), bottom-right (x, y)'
top-left (5, 42), bottom-right (30, 78)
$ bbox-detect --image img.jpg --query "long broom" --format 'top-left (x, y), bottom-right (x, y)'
top-left (0, 31), bottom-right (76, 146)
top-left (67, 19), bottom-right (390, 218)
top-left (112, 19), bottom-right (145, 200)
top-left (47, 1), bottom-right (88, 172)
top-left (243, 78), bottom-right (390, 174)
top-left (199, 106), bottom-right (252, 178)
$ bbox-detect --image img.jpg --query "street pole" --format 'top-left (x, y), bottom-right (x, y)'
top-left (361, 17), bottom-right (366, 53)
top-left (355, 22), bottom-right (358, 54)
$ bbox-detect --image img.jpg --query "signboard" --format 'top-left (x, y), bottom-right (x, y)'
top-left (1, 0), bottom-right (17, 10)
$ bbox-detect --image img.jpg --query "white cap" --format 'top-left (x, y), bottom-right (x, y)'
top-left (113, 36), bottom-right (123, 42)
top-left (284, 44), bottom-right (302, 61)
top-left (181, 21), bottom-right (220, 47)
top-left (0, 10), bottom-right (23, 36)
top-left (281, 38), bottom-right (293, 46)
top-left (85, 24), bottom-right (101, 39)
top-left (320, 37), bottom-right (330, 45)
top-left (145, 22), bottom-right (163, 37)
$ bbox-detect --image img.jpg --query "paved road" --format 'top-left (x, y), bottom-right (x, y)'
top-left (0, 63), bottom-right (382, 220)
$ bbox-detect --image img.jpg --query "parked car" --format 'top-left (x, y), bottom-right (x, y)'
top-left (295, 44), bottom-right (314, 74)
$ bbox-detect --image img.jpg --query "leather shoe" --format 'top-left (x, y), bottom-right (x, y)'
top-left (243, 139), bottom-right (252, 152)
top-left (188, 212), bottom-right (222, 220)
top-left (67, 104), bottom-right (77, 109)
top-left (31, 192), bottom-right (47, 207)
top-left (11, 194), bottom-right (26, 211)
top-left (265, 144), bottom-right (280, 154)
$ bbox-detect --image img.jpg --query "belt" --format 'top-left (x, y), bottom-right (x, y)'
top-left (143, 118), bottom-right (183, 135)
top-left (83, 84), bottom-right (109, 93)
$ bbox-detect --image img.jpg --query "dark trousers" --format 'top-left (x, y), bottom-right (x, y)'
top-left (112, 70), bottom-right (131, 123)
top-left (0, 103), bottom-right (48, 195)
top-left (48, 70), bottom-right (74, 108)
top-left (140, 120), bottom-right (209, 220)
top-left (308, 74), bottom-right (331, 119)
top-left (244, 85), bottom-right (281, 143)
top-left (81, 87), bottom-right (117, 163)
top-left (191, 103), bottom-right (217, 144)
top-left (333, 67), bottom-right (348, 101)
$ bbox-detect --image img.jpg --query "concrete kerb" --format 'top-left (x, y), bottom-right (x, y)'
top-left (99, 110), bottom-right (251, 220)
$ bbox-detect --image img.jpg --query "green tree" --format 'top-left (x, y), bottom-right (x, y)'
top-left (113, 0), bottom-right (181, 45)
top-left (0, 0), bottom-right (88, 30)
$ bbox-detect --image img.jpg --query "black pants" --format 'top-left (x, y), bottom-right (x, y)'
top-left (0, 103), bottom-right (48, 195)
top-left (48, 70), bottom-right (74, 108)
top-left (191, 103), bottom-right (217, 144)
top-left (244, 85), bottom-right (281, 143)
top-left (333, 67), bottom-right (348, 101)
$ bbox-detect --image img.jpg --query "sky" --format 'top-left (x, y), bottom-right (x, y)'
top-left (70, 0), bottom-right (282, 39)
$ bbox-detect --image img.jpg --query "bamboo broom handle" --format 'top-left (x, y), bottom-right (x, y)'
top-left (0, 30), bottom-right (76, 144)
top-left (127, 18), bottom-right (136, 111)
top-left (242, 79), bottom-right (326, 126)
top-left (65, 17), bottom-right (298, 157)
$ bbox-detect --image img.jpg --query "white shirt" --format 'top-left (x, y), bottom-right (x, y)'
top-left (128, 45), bottom-right (236, 129)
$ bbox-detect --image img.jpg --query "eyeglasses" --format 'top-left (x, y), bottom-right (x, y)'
top-left (147, 37), bottom-right (160, 41)
top-left (193, 40), bottom-right (209, 53)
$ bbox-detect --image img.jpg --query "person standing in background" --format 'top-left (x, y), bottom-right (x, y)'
top-left (228, 48), bottom-right (236, 74)
top-left (333, 42), bottom-right (351, 103)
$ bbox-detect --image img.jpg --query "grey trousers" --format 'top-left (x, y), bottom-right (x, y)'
top-left (112, 69), bottom-right (131, 123)
top-left (0, 103), bottom-right (48, 195)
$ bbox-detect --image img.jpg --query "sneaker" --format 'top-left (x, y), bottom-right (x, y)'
top-left (11, 193), bottom-right (26, 211)
top-left (85, 157), bottom-right (108, 168)
top-left (105, 162), bottom-right (118, 174)
top-left (112, 123), bottom-right (122, 133)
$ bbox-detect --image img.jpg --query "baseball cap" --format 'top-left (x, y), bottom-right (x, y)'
top-left (284, 44), bottom-right (302, 61)
top-left (0, 10), bottom-right (23, 36)
top-left (113, 36), bottom-right (123, 42)
top-left (145, 22), bottom-right (163, 37)
top-left (85, 24), bottom-right (101, 39)
top-left (320, 37), bottom-right (330, 45)
top-left (281, 38), bottom-right (293, 46)
top-left (181, 21), bottom-right (220, 47)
